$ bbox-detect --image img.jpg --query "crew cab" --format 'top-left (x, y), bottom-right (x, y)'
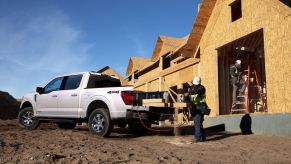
top-left (18, 72), bottom-right (133, 137)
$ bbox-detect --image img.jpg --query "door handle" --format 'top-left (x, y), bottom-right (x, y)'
top-left (71, 94), bottom-right (78, 97)
top-left (52, 95), bottom-right (57, 98)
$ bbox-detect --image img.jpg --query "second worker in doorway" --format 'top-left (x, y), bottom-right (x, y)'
top-left (230, 60), bottom-right (247, 108)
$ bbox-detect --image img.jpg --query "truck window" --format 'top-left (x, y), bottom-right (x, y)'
top-left (43, 77), bottom-right (64, 93)
top-left (87, 74), bottom-right (121, 88)
top-left (64, 75), bottom-right (83, 90)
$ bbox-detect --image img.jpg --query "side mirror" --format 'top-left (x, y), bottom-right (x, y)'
top-left (36, 87), bottom-right (44, 94)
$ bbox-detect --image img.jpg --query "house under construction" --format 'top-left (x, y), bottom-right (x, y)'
top-left (97, 66), bottom-right (128, 86)
top-left (124, 0), bottom-right (290, 120)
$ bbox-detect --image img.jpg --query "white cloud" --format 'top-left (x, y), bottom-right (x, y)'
top-left (0, 8), bottom-right (93, 98)
top-left (126, 34), bottom-right (148, 55)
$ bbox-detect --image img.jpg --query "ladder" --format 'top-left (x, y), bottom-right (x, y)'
top-left (230, 64), bottom-right (267, 114)
top-left (231, 95), bottom-right (248, 114)
top-left (230, 66), bottom-right (250, 114)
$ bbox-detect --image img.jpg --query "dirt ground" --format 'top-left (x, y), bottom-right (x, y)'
top-left (1, 119), bottom-right (291, 164)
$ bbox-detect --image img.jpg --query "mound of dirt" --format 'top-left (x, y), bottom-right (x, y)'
top-left (0, 91), bottom-right (20, 119)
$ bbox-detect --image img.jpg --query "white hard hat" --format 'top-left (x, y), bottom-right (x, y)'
top-left (192, 76), bottom-right (201, 85)
top-left (236, 60), bottom-right (241, 65)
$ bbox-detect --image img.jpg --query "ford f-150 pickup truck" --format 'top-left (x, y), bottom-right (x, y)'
top-left (18, 72), bottom-right (133, 137)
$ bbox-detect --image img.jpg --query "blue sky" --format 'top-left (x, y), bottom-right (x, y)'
top-left (0, 0), bottom-right (201, 98)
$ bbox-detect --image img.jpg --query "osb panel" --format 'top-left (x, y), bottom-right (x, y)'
top-left (129, 0), bottom-right (290, 116)
top-left (263, 21), bottom-right (289, 113)
top-left (102, 68), bottom-right (128, 86)
top-left (200, 48), bottom-right (219, 116)
top-left (266, 80), bottom-right (285, 113)
top-left (197, 0), bottom-right (290, 115)
top-left (179, 65), bottom-right (197, 83)
top-left (151, 38), bottom-right (163, 62)
top-left (135, 84), bottom-right (146, 92)
top-left (183, 0), bottom-right (217, 57)
top-left (139, 67), bottom-right (160, 81)
top-left (282, 33), bottom-right (291, 113)
top-left (126, 57), bottom-right (152, 76)
top-left (148, 79), bottom-right (159, 92)
top-left (284, 71), bottom-right (291, 113)
top-left (126, 59), bottom-right (133, 76)
top-left (163, 72), bottom-right (180, 89)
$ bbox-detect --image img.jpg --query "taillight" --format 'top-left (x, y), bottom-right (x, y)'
top-left (121, 91), bottom-right (133, 105)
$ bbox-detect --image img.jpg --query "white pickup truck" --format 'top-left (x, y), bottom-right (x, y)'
top-left (18, 72), bottom-right (133, 137)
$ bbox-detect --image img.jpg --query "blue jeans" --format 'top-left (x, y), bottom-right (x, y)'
top-left (193, 110), bottom-right (205, 141)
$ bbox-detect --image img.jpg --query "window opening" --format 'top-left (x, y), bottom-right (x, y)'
top-left (230, 0), bottom-right (242, 22)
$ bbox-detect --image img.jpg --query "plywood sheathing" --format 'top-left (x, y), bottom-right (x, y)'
top-left (183, 0), bottom-right (217, 58)
top-left (167, 35), bottom-right (190, 58)
top-left (197, 0), bottom-right (291, 116)
top-left (97, 66), bottom-right (128, 86)
top-left (125, 57), bottom-right (152, 77)
top-left (138, 60), bottom-right (159, 76)
top-left (133, 35), bottom-right (191, 89)
top-left (151, 36), bottom-right (188, 62)
top-left (134, 58), bottom-right (199, 91)
top-left (125, 0), bottom-right (290, 117)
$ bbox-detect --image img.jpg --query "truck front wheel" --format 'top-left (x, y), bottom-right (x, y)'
top-left (88, 108), bottom-right (113, 137)
top-left (18, 107), bottom-right (40, 130)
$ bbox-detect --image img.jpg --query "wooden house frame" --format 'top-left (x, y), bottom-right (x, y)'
top-left (125, 0), bottom-right (291, 117)
top-left (97, 66), bottom-right (128, 86)
top-left (125, 57), bottom-right (152, 85)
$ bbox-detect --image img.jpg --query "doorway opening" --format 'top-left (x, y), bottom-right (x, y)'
top-left (217, 29), bottom-right (267, 115)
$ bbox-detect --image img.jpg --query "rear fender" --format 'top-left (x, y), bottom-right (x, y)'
top-left (84, 95), bottom-right (113, 118)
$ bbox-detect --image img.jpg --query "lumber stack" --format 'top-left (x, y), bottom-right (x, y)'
top-left (142, 99), bottom-right (165, 107)
top-left (142, 99), bottom-right (187, 108)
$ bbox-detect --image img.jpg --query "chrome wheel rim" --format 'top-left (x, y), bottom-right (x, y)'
top-left (21, 111), bottom-right (35, 126)
top-left (92, 113), bottom-right (105, 132)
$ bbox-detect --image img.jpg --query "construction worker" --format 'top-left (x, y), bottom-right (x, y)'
top-left (188, 76), bottom-right (206, 143)
top-left (230, 60), bottom-right (247, 108)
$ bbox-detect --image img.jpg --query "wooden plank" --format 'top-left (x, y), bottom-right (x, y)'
top-left (141, 102), bottom-right (188, 109)
top-left (160, 58), bottom-right (199, 77)
top-left (142, 99), bottom-right (164, 103)
top-left (142, 102), bottom-right (166, 107)
top-left (168, 88), bottom-right (178, 96)
top-left (171, 56), bottom-right (185, 64)
top-left (168, 90), bottom-right (176, 103)
top-left (172, 103), bottom-right (187, 108)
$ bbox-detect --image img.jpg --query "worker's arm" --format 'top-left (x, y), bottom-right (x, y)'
top-left (229, 65), bottom-right (238, 77)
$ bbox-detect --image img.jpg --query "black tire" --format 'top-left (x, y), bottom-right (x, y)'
top-left (18, 107), bottom-right (40, 130)
top-left (88, 108), bottom-right (113, 137)
top-left (57, 122), bottom-right (76, 129)
top-left (128, 122), bottom-right (150, 135)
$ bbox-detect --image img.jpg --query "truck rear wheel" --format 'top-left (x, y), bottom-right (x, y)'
top-left (57, 122), bottom-right (76, 129)
top-left (88, 108), bottom-right (113, 137)
top-left (18, 107), bottom-right (40, 130)
top-left (128, 122), bottom-right (150, 135)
